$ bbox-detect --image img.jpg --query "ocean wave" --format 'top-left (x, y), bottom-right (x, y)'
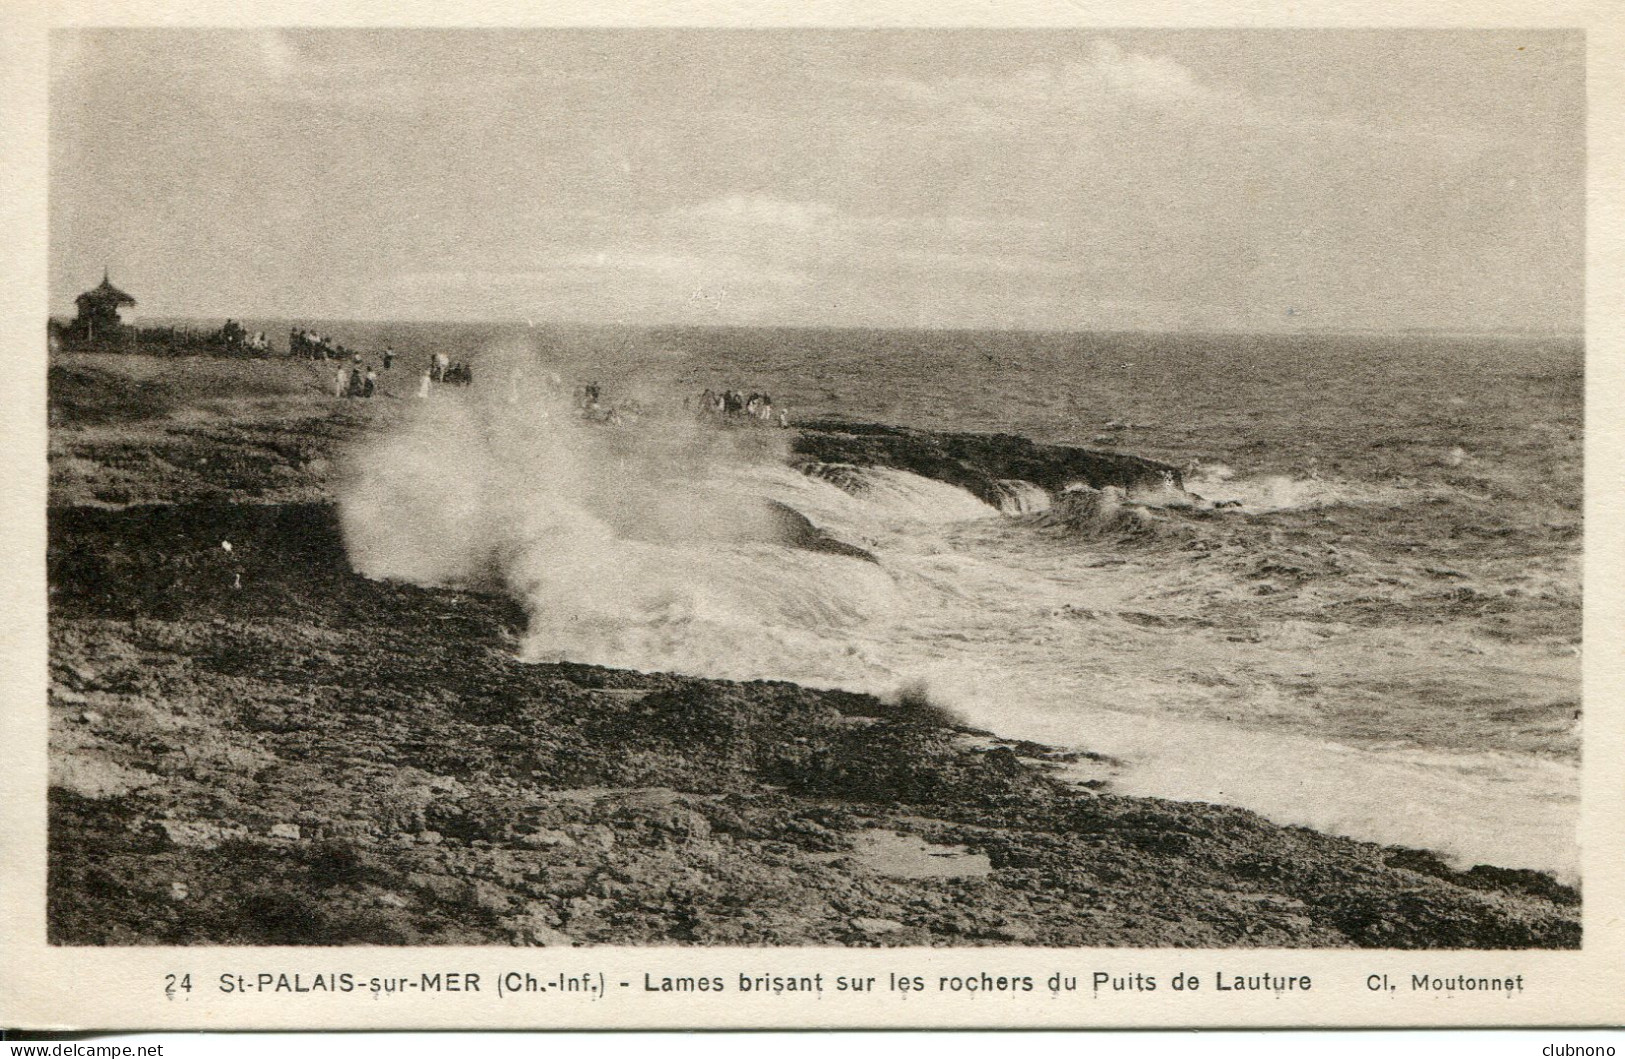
top-left (1035, 484), bottom-right (1189, 542)
top-left (795, 461), bottom-right (999, 524)
top-left (337, 350), bottom-right (1575, 876)
top-left (989, 478), bottom-right (1051, 515)
top-left (1186, 470), bottom-right (1392, 513)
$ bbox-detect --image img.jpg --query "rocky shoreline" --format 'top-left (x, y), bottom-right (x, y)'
top-left (46, 355), bottom-right (1580, 948)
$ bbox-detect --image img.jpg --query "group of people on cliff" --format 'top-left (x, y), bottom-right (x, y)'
top-left (334, 356), bottom-right (379, 399)
top-left (292, 327), bottom-right (362, 361)
top-left (698, 387), bottom-right (787, 427)
top-left (219, 320), bottom-right (269, 353)
top-left (410, 353), bottom-right (474, 397)
top-left (312, 334), bottom-right (401, 399)
top-left (574, 381), bottom-right (642, 423)
top-left (432, 355), bottom-right (473, 386)
top-left (324, 356), bottom-right (790, 424)
top-left (324, 346), bottom-right (484, 400)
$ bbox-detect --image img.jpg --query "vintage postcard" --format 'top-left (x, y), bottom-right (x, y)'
top-left (2, 0), bottom-right (1622, 1034)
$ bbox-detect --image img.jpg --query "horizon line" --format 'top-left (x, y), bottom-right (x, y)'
top-left (53, 313), bottom-right (1586, 341)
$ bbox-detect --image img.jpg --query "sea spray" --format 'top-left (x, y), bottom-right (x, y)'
top-left (1185, 469), bottom-right (1393, 513)
top-left (796, 462), bottom-right (1001, 523)
top-left (990, 479), bottom-right (1052, 515)
top-left (338, 353), bottom-right (905, 683)
top-left (874, 646), bottom-right (1579, 881)
top-left (337, 340), bottom-right (1578, 877)
top-left (1035, 484), bottom-right (1182, 543)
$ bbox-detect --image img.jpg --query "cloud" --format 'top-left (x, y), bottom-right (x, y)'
top-left (394, 270), bottom-right (557, 290)
top-left (256, 30), bottom-right (297, 83)
top-left (665, 196), bottom-right (1052, 249)
top-left (867, 37), bottom-right (1253, 126)
top-left (1083, 39), bottom-right (1217, 105)
top-left (564, 249), bottom-right (808, 288)
top-left (861, 36), bottom-right (1490, 153)
top-left (386, 191), bottom-right (1079, 324)
top-left (886, 247), bottom-right (1083, 279)
top-left (677, 195), bottom-right (840, 230)
top-left (389, 246), bottom-right (809, 319)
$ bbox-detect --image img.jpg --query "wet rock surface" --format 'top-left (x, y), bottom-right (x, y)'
top-left (46, 356), bottom-right (1579, 947)
top-left (793, 419), bottom-right (1182, 505)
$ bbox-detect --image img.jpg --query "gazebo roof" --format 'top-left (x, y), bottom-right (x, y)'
top-left (77, 271), bottom-right (136, 306)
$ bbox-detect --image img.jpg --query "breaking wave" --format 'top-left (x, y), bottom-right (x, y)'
top-left (1186, 467), bottom-right (1393, 513)
top-left (336, 351), bottom-right (1577, 878)
top-left (797, 462), bottom-right (1000, 523)
top-left (987, 478), bottom-right (1051, 515)
top-left (1036, 484), bottom-right (1186, 541)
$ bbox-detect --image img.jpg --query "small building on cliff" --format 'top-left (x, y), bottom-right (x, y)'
top-left (72, 271), bottom-right (136, 340)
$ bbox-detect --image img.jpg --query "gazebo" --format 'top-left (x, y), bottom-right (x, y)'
top-left (73, 270), bottom-right (136, 340)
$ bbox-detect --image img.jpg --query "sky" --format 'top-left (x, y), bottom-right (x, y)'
top-left (49, 29), bottom-right (1585, 332)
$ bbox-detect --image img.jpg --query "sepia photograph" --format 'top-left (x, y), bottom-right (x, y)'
top-left (37, 24), bottom-right (1590, 959)
top-left (13, 4), bottom-right (1625, 1041)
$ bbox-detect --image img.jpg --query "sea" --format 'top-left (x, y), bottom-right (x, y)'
top-left (252, 320), bottom-right (1584, 879)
